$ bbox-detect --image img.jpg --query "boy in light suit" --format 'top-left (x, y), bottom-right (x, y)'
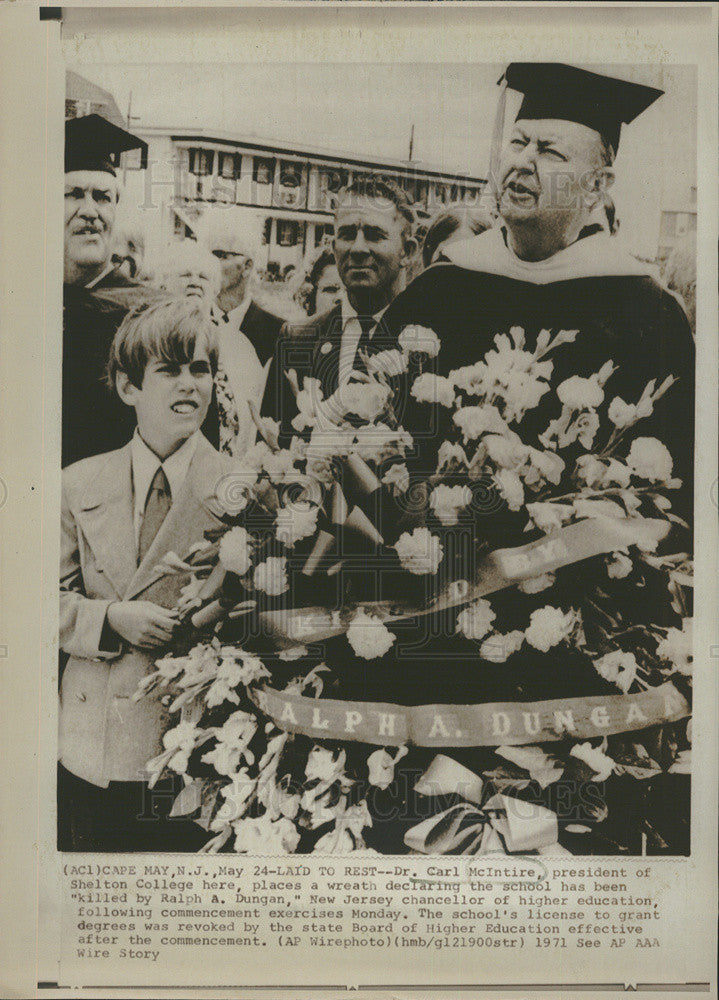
top-left (59, 298), bottom-right (232, 851)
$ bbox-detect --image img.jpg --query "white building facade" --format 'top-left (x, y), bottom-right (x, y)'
top-left (121, 126), bottom-right (487, 272)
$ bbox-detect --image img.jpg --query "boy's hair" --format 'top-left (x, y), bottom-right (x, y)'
top-left (106, 297), bottom-right (219, 390)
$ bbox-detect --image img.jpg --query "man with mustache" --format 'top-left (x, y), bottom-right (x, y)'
top-left (62, 114), bottom-right (159, 466)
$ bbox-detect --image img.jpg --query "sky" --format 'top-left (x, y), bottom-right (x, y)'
top-left (66, 46), bottom-right (696, 258)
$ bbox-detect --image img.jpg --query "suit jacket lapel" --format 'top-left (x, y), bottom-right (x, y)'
top-left (125, 437), bottom-right (225, 600)
top-left (76, 445), bottom-right (137, 600)
top-left (312, 305), bottom-right (344, 397)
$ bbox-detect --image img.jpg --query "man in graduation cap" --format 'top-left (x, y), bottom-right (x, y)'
top-left (355, 65), bottom-right (694, 854)
top-left (385, 63), bottom-right (694, 513)
top-left (62, 114), bottom-right (160, 467)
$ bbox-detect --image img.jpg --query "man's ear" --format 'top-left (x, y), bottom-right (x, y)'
top-left (401, 235), bottom-right (419, 268)
top-left (598, 166), bottom-right (615, 193)
top-left (584, 166), bottom-right (614, 209)
top-left (115, 370), bottom-right (138, 408)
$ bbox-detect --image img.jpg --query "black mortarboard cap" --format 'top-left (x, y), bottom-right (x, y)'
top-left (65, 113), bottom-right (147, 174)
top-left (502, 63), bottom-right (664, 154)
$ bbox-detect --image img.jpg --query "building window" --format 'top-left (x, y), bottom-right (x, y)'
top-left (276, 219), bottom-right (300, 246)
top-left (219, 152), bottom-right (240, 180)
top-left (320, 167), bottom-right (350, 193)
top-left (262, 218), bottom-right (272, 245)
top-left (318, 167), bottom-right (350, 208)
top-left (415, 180), bottom-right (429, 205)
top-left (189, 148), bottom-right (213, 176)
top-left (278, 159), bottom-right (303, 188)
top-left (253, 156), bottom-right (275, 185)
top-left (122, 147), bottom-right (144, 171)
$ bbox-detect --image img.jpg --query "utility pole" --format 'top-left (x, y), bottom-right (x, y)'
top-left (408, 123), bottom-right (415, 162)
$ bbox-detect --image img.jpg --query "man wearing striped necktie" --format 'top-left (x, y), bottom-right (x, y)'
top-left (262, 175), bottom-right (418, 444)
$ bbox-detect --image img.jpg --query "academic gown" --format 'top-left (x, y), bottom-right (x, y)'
top-left (385, 227), bottom-right (694, 520)
top-left (314, 230), bottom-right (694, 703)
top-left (61, 272), bottom-right (163, 468)
top-left (297, 230), bottom-right (693, 854)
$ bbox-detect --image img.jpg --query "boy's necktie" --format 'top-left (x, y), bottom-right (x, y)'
top-left (139, 466), bottom-right (171, 562)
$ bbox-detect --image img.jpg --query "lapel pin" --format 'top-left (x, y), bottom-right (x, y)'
top-left (320, 341), bottom-right (332, 355)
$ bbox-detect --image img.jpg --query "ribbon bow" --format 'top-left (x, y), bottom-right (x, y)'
top-left (404, 754), bottom-right (564, 855)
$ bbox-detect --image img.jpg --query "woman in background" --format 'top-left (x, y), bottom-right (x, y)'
top-left (421, 203), bottom-right (494, 268)
top-left (296, 247), bottom-right (343, 317)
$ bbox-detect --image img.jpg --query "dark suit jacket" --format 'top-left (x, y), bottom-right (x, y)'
top-left (241, 299), bottom-right (285, 366)
top-left (203, 298), bottom-right (284, 448)
top-left (261, 304), bottom-right (403, 447)
top-left (62, 276), bottom-right (164, 467)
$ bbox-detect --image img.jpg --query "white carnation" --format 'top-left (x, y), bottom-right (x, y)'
top-left (525, 606), bottom-right (577, 652)
top-left (382, 462), bottom-right (410, 495)
top-left (326, 380), bottom-right (390, 423)
top-left (393, 527), bottom-right (444, 575)
top-left (606, 550), bottom-right (633, 579)
top-left (263, 448), bottom-right (301, 482)
top-left (367, 746), bottom-right (409, 790)
top-left (452, 362), bottom-right (488, 395)
top-left (453, 404), bottom-right (507, 442)
top-left (254, 556), bottom-right (289, 595)
top-left (275, 502), bottom-right (319, 548)
top-left (627, 437), bottom-right (674, 482)
top-left (575, 454), bottom-right (607, 488)
top-left (354, 423), bottom-right (413, 464)
top-left (411, 373), bottom-right (456, 407)
top-left (219, 527), bottom-right (253, 576)
top-left (604, 459), bottom-right (632, 488)
top-left (347, 608), bottom-right (396, 660)
top-left (398, 324), bottom-right (441, 356)
top-left (484, 433), bottom-right (528, 470)
top-left (593, 649), bottom-right (638, 693)
top-left (557, 375), bottom-right (604, 410)
top-left (365, 349), bottom-right (408, 377)
top-left (501, 369), bottom-right (552, 421)
top-left (656, 619), bottom-right (693, 675)
top-left (479, 630), bottom-right (525, 663)
top-left (525, 447), bottom-right (565, 486)
top-left (234, 815), bottom-right (300, 855)
top-left (436, 440), bottom-right (469, 472)
top-left (429, 483), bottom-right (472, 526)
top-left (456, 598), bottom-right (496, 641)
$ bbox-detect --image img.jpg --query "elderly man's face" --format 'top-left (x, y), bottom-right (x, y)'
top-left (498, 119), bottom-right (606, 238)
top-left (162, 248), bottom-right (217, 307)
top-left (208, 236), bottom-right (253, 297)
top-left (333, 194), bottom-right (410, 306)
top-left (64, 170), bottom-right (119, 279)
